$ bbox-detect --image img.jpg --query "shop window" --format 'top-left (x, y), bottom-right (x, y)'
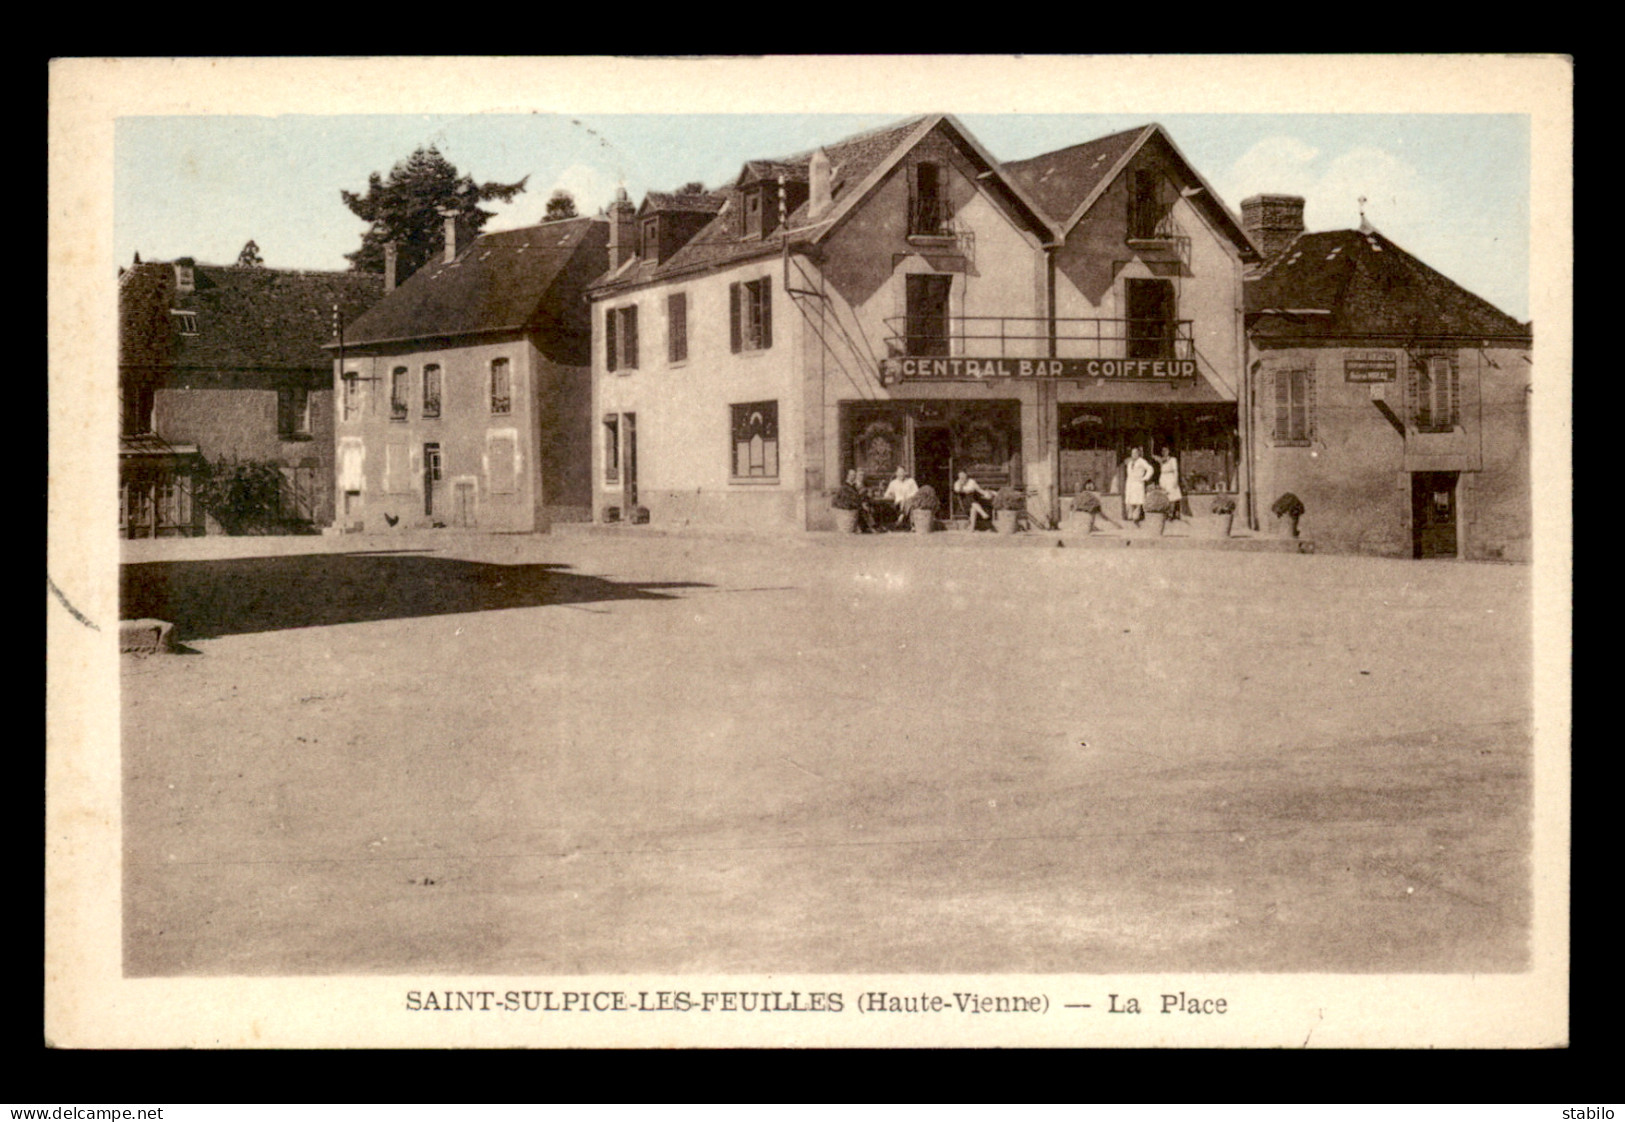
top-left (731, 401), bottom-right (779, 480)
top-left (603, 414), bottom-right (620, 483)
top-left (1128, 169), bottom-right (1171, 241)
top-left (668, 292), bottom-right (688, 364)
top-left (490, 357), bottom-right (512, 414)
top-left (606, 306), bottom-right (639, 372)
top-left (278, 386), bottom-right (312, 436)
top-left (910, 162), bottom-right (950, 236)
top-left (905, 274), bottom-right (952, 357)
top-left (422, 365), bottom-right (441, 418)
top-left (1410, 353), bottom-right (1459, 432)
top-left (390, 367), bottom-right (409, 420)
top-left (1125, 278), bottom-right (1176, 360)
top-left (729, 277), bottom-right (772, 353)
top-left (1273, 366), bottom-right (1315, 445)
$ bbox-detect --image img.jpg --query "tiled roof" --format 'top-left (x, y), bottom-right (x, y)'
top-left (640, 191), bottom-right (726, 215)
top-left (1246, 228), bottom-right (1530, 342)
top-left (594, 116), bottom-right (937, 288)
top-left (1001, 125), bottom-right (1150, 228)
top-left (120, 261), bottom-right (385, 371)
top-left (338, 217), bottom-right (608, 347)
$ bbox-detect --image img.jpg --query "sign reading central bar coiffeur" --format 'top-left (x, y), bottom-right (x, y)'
top-left (882, 357), bottom-right (1197, 382)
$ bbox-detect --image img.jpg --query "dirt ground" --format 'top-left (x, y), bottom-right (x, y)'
top-left (120, 529), bottom-right (1532, 976)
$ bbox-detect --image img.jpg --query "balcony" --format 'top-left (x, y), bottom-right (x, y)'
top-left (883, 316), bottom-right (1195, 362)
top-left (908, 196), bottom-right (954, 239)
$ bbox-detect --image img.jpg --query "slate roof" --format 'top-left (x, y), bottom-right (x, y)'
top-left (337, 216), bottom-right (608, 348)
top-left (120, 261), bottom-right (384, 371)
top-left (640, 191), bottom-right (726, 215)
top-left (1001, 126), bottom-right (1148, 228)
top-left (1245, 228), bottom-right (1530, 343)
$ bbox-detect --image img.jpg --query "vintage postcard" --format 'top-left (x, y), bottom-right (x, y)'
top-left (47, 55), bottom-right (1571, 1049)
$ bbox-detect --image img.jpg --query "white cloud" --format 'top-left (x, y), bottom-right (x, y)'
top-left (1221, 136), bottom-right (1320, 201)
top-left (1219, 137), bottom-right (1438, 238)
top-left (543, 163), bottom-right (623, 219)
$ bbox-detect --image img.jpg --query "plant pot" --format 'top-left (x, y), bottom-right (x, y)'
top-left (911, 509), bottom-right (935, 534)
top-left (832, 508), bottom-right (859, 534)
top-left (1210, 512), bottom-right (1234, 538)
top-left (993, 510), bottom-right (1019, 535)
top-left (1144, 511), bottom-right (1167, 536)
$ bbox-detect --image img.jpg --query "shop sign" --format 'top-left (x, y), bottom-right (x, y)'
top-left (883, 357), bottom-right (1197, 382)
top-left (1345, 351), bottom-right (1398, 383)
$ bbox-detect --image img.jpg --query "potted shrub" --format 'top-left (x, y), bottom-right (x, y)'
top-left (1271, 492), bottom-right (1305, 538)
top-left (1209, 495), bottom-right (1237, 538)
top-left (908, 485), bottom-right (939, 534)
top-left (993, 488), bottom-right (1025, 534)
top-left (1142, 485), bottom-right (1171, 535)
top-left (830, 482), bottom-right (862, 534)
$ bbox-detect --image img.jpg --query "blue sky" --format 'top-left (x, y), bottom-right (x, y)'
top-left (116, 113), bottom-right (1530, 321)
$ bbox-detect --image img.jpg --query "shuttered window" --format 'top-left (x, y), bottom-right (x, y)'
top-left (1272, 364), bottom-right (1314, 445)
top-left (729, 277), bottom-right (772, 353)
top-left (1409, 352), bottom-right (1459, 432)
top-left (607, 305), bottom-right (638, 372)
top-left (668, 292), bottom-right (688, 364)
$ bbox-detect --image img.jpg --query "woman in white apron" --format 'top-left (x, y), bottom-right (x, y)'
top-left (1156, 446), bottom-right (1183, 520)
top-left (1124, 446), bottom-right (1154, 523)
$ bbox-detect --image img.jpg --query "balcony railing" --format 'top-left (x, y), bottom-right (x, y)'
top-left (909, 196), bottom-right (953, 238)
top-left (883, 316), bottom-right (1195, 361)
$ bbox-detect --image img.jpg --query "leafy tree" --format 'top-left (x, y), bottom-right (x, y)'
top-left (236, 239), bottom-right (264, 267)
top-left (544, 189), bottom-right (578, 221)
top-left (341, 146), bottom-right (527, 283)
top-left (679, 181), bottom-right (707, 194)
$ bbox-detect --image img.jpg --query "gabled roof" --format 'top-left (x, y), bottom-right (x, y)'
top-left (119, 260), bottom-right (384, 371)
top-left (1002, 123), bottom-right (1259, 260)
top-left (337, 216), bottom-right (607, 348)
top-left (1246, 228), bottom-right (1530, 342)
top-left (592, 114), bottom-right (1057, 292)
top-left (638, 191), bottom-right (726, 217)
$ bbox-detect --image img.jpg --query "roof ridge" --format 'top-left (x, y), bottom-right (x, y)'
top-left (1000, 124), bottom-right (1156, 169)
top-left (742, 113), bottom-right (935, 169)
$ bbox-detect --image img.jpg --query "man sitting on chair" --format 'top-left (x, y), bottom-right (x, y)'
top-left (954, 471), bottom-right (993, 531)
top-left (883, 466), bottom-right (919, 528)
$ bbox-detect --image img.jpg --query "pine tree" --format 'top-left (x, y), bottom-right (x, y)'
top-left (544, 190), bottom-right (578, 221)
top-left (236, 239), bottom-right (264, 267)
top-left (341, 147), bottom-right (527, 284)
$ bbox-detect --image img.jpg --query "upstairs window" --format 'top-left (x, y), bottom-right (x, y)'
top-left (729, 277), bottom-right (773, 353)
top-left (422, 364), bottom-right (441, 418)
top-left (1129, 169), bottom-right (1172, 240)
top-left (171, 310), bottom-right (199, 336)
top-left (668, 292), bottom-right (688, 364)
top-left (1124, 278), bottom-right (1177, 360)
top-left (905, 274), bottom-right (952, 357)
top-left (1272, 365), bottom-right (1315, 446)
top-left (122, 381), bottom-right (156, 436)
top-left (490, 357), bottom-right (512, 414)
top-left (390, 367), bottom-right (409, 420)
top-left (909, 162), bottom-right (950, 236)
top-left (606, 306), bottom-right (639, 372)
top-left (1410, 353), bottom-right (1459, 432)
top-left (278, 386), bottom-right (312, 436)
top-left (731, 401), bottom-right (779, 480)
top-left (342, 372), bottom-right (363, 421)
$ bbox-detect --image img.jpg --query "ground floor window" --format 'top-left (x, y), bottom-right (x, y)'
top-left (731, 401), bottom-right (778, 480)
top-left (1058, 403), bottom-right (1239, 496)
top-left (120, 469), bottom-right (199, 539)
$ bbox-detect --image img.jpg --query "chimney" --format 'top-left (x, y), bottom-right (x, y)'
top-left (808, 148), bottom-right (833, 220)
top-left (173, 256), bottom-right (196, 295)
top-left (1240, 194), bottom-right (1305, 263)
top-left (607, 187), bottom-right (638, 269)
top-left (384, 242), bottom-right (398, 293)
top-left (438, 207), bottom-right (461, 263)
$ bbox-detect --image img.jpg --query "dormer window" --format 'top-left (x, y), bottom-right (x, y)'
top-left (171, 310), bottom-right (198, 336)
top-left (744, 189), bottom-right (765, 238)
top-left (642, 217), bottom-right (659, 261)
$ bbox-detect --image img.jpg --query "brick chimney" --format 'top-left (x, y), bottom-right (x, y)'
top-left (438, 207), bottom-right (461, 263)
top-left (808, 148), bottom-right (833, 220)
top-left (607, 188), bottom-right (638, 269)
top-left (384, 242), bottom-right (398, 293)
top-left (1240, 194), bottom-right (1305, 263)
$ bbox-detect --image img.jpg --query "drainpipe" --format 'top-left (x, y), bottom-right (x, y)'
top-left (1044, 244), bottom-right (1059, 525)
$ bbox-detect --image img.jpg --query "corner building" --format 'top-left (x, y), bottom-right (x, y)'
top-left (590, 116), bottom-right (1258, 530)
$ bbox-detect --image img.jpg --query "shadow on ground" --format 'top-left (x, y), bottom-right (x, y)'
top-left (120, 552), bottom-right (709, 640)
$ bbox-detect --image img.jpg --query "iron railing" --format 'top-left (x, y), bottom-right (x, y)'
top-left (883, 315), bottom-right (1195, 361)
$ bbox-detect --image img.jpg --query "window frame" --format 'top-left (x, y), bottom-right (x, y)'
top-left (909, 161), bottom-right (950, 237)
top-left (424, 441), bottom-right (443, 483)
top-left (729, 400), bottom-right (780, 482)
top-left (390, 366), bottom-right (410, 420)
top-left (606, 305), bottom-right (639, 373)
top-left (603, 414), bottom-right (620, 484)
top-left (278, 385), bottom-right (312, 437)
top-left (904, 273), bottom-right (953, 357)
top-left (489, 356), bottom-right (512, 415)
top-left (422, 364), bottom-right (442, 418)
top-left (1411, 352), bottom-right (1459, 433)
top-left (1272, 364), bottom-right (1315, 446)
top-left (729, 276), bottom-right (773, 354)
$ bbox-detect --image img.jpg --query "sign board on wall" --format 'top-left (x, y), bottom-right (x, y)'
top-left (1345, 350), bottom-right (1398, 383)
top-left (883, 357), bottom-right (1197, 383)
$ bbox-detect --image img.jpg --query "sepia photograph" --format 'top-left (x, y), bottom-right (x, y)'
top-left (47, 55), bottom-right (1571, 1049)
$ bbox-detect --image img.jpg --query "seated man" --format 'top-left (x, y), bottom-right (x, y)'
top-left (883, 466), bottom-right (919, 528)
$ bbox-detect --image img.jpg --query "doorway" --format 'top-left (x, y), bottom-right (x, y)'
top-left (1411, 471), bottom-right (1458, 559)
top-left (622, 412), bottom-right (638, 510)
top-left (423, 442), bottom-right (442, 518)
top-left (913, 425), bottom-right (954, 511)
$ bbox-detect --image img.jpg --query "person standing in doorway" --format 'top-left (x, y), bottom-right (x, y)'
top-left (1156, 446), bottom-right (1183, 521)
top-left (1124, 446), bottom-right (1154, 523)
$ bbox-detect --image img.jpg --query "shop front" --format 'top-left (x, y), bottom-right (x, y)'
top-left (1058, 402), bottom-right (1240, 516)
top-left (841, 399), bottom-right (1022, 520)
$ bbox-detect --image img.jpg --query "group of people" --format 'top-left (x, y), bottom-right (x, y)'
top-left (837, 466), bottom-right (923, 532)
top-left (1122, 445), bottom-right (1183, 523)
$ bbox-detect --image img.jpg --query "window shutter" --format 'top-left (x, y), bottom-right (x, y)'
top-left (1408, 353), bottom-right (1424, 429)
top-left (1303, 364), bottom-right (1316, 441)
top-left (729, 282), bottom-right (742, 353)
top-left (1447, 354), bottom-right (1460, 427)
top-left (606, 308), bottom-right (618, 372)
top-left (759, 277), bottom-right (772, 349)
top-left (1274, 368), bottom-right (1289, 442)
top-left (625, 306), bottom-right (639, 369)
